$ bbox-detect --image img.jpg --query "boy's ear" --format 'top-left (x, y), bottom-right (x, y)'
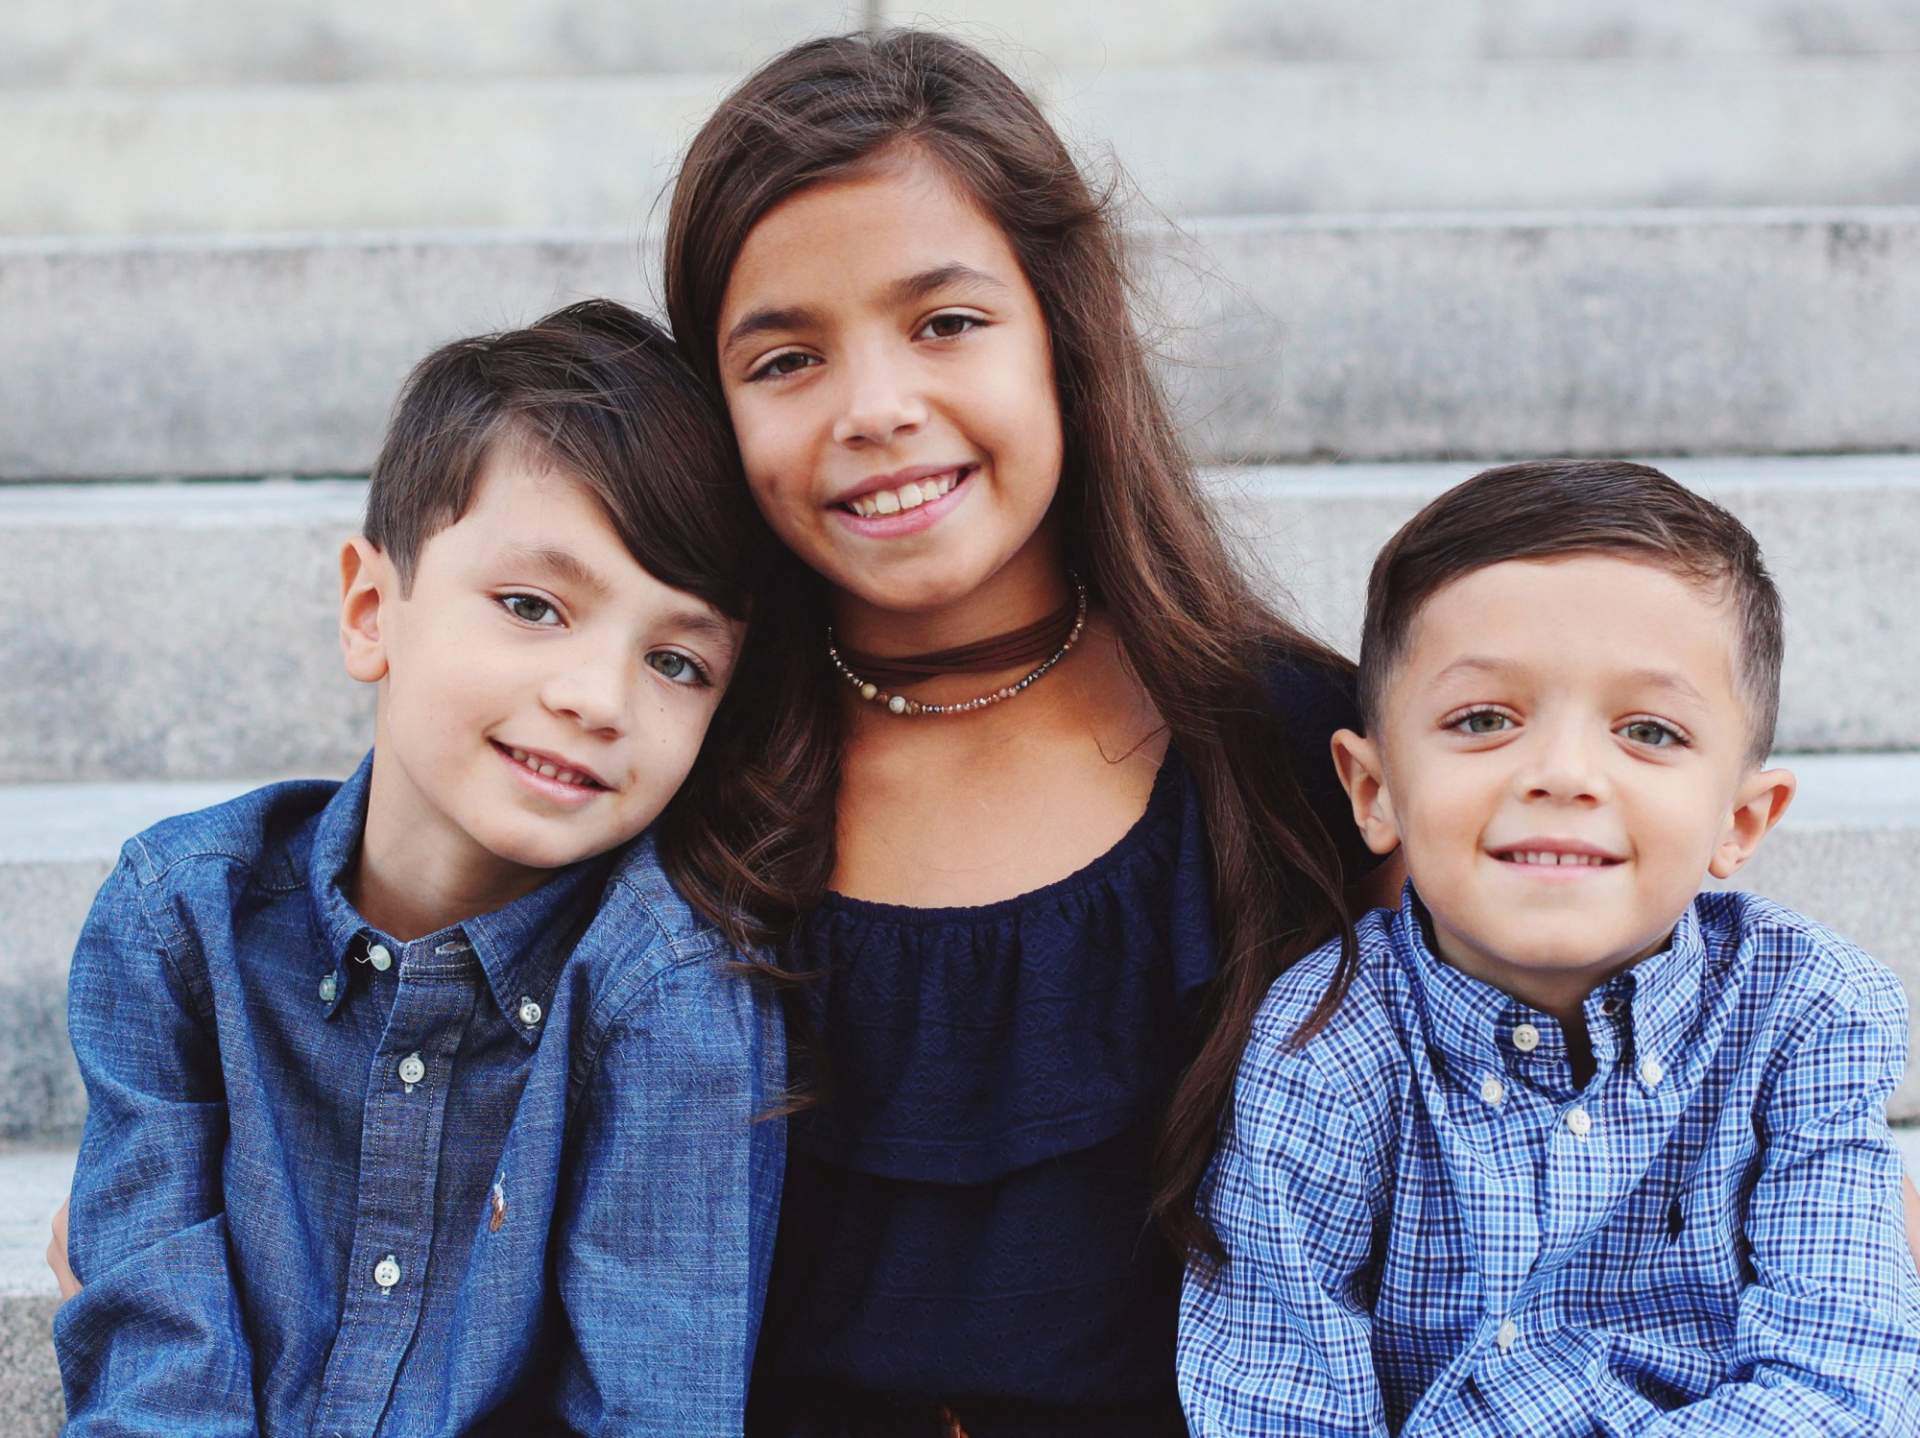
top-left (1331, 728), bottom-right (1403, 858)
top-left (1708, 765), bottom-right (1795, 880)
top-left (339, 536), bottom-right (393, 685)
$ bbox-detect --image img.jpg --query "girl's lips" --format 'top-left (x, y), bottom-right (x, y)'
top-left (832, 466), bottom-right (973, 539)
top-left (492, 740), bottom-right (605, 806)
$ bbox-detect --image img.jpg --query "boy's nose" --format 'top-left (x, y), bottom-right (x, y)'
top-left (540, 663), bottom-right (627, 737)
top-left (1518, 726), bottom-right (1607, 804)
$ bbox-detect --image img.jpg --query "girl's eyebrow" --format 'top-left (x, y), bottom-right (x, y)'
top-left (722, 304), bottom-right (822, 356)
top-left (884, 262), bottom-right (1009, 305)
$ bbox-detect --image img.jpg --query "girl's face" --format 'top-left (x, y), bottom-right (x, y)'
top-left (714, 154), bottom-right (1065, 625)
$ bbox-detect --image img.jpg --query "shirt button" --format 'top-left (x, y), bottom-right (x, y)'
top-left (518, 997), bottom-right (543, 1027)
top-left (1639, 1055), bottom-right (1665, 1087)
top-left (1511, 1023), bottom-right (1540, 1053)
top-left (367, 943), bottom-right (393, 972)
top-left (397, 1053), bottom-right (426, 1087)
top-left (373, 1255), bottom-right (401, 1291)
top-left (318, 974), bottom-right (337, 1003)
top-left (1479, 1076), bottom-right (1506, 1106)
top-left (1495, 1319), bottom-right (1518, 1353)
top-left (1566, 1106), bottom-right (1593, 1137)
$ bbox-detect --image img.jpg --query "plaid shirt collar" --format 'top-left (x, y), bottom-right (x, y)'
top-left (1389, 882), bottom-right (1708, 1095)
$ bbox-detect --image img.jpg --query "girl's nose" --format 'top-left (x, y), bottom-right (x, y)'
top-left (833, 352), bottom-right (928, 446)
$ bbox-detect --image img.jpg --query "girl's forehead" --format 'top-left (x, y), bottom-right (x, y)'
top-left (723, 157), bottom-right (1013, 305)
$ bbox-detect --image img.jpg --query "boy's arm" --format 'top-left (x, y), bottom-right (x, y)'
top-left (1178, 1025), bottom-right (1390, 1438)
top-left (53, 854), bottom-right (257, 1435)
top-left (1642, 977), bottom-right (1920, 1435)
top-left (547, 948), bottom-right (784, 1435)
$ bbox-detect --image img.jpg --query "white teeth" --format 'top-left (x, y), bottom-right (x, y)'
top-left (845, 470), bottom-right (962, 519)
top-left (1506, 850), bottom-right (1607, 867)
top-left (505, 745), bottom-right (596, 788)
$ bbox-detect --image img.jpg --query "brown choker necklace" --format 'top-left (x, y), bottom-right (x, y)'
top-left (827, 575), bottom-right (1088, 717)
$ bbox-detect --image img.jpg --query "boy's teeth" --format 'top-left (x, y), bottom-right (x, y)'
top-left (847, 471), bottom-right (960, 518)
top-left (506, 746), bottom-right (594, 787)
top-left (1510, 850), bottom-right (1605, 866)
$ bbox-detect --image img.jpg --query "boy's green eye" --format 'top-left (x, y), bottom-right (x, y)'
top-left (1458, 710), bottom-right (1510, 735)
top-left (501, 595), bottom-right (558, 625)
top-left (647, 651), bottom-right (707, 686)
top-left (1621, 718), bottom-right (1682, 747)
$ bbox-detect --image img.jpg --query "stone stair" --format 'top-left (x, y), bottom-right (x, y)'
top-left (5, 0), bottom-right (1917, 1428)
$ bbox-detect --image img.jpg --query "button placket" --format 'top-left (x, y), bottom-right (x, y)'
top-left (310, 944), bottom-right (480, 1433)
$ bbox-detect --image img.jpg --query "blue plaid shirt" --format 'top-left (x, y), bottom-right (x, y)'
top-left (55, 755), bottom-right (784, 1435)
top-left (1180, 887), bottom-right (1920, 1436)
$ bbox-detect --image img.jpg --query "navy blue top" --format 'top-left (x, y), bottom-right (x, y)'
top-left (750, 661), bottom-right (1377, 1437)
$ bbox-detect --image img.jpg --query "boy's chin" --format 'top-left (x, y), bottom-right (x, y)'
top-left (472, 819), bottom-right (637, 875)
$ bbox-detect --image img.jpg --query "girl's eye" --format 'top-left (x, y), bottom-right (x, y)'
top-left (500, 594), bottom-right (560, 626)
top-left (748, 350), bottom-right (818, 383)
top-left (1620, 718), bottom-right (1687, 748)
top-left (647, 651), bottom-right (709, 687)
top-left (916, 312), bottom-right (981, 341)
top-left (1450, 709), bottom-right (1513, 736)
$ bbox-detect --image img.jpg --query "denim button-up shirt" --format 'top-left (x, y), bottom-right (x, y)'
top-left (1181, 887), bottom-right (1920, 1435)
top-left (55, 755), bottom-right (784, 1436)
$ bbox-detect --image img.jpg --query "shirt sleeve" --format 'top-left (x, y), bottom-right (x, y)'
top-left (53, 853), bottom-right (258, 1436)
top-left (1641, 972), bottom-right (1920, 1435)
top-left (1178, 1016), bottom-right (1390, 1437)
top-left (547, 945), bottom-right (785, 1435)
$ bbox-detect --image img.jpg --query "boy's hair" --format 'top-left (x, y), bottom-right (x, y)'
top-left (1357, 460), bottom-right (1784, 765)
top-left (363, 298), bottom-right (762, 619)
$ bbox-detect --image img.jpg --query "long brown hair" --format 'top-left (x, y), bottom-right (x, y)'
top-left (657, 28), bottom-right (1358, 1260)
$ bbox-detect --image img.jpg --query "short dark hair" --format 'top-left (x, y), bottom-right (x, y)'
top-left (363, 298), bottom-right (762, 618)
top-left (1356, 460), bottom-right (1784, 764)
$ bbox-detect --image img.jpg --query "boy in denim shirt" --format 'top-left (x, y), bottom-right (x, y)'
top-left (54, 300), bottom-right (784, 1435)
top-left (1180, 461), bottom-right (1920, 1434)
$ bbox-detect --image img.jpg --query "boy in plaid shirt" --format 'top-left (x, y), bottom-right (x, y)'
top-left (1180, 461), bottom-right (1920, 1435)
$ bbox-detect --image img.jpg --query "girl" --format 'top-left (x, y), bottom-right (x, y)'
top-left (661, 30), bottom-right (1397, 1436)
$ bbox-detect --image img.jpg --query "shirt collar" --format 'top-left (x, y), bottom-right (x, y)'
top-left (305, 750), bottom-right (610, 1039)
top-left (1389, 883), bottom-right (1707, 1088)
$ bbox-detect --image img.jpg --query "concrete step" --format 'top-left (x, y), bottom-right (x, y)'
top-left (4, 207), bottom-right (1918, 480)
top-left (12, 58), bottom-right (1920, 236)
top-left (0, 1146), bottom-right (73, 1436)
top-left (4, 753), bottom-right (1920, 1147)
top-left (3, 457), bottom-right (1915, 782)
top-left (0, 482), bottom-right (372, 783)
top-left (927, 0), bottom-right (1920, 69)
top-left (7, 0), bottom-right (1915, 87)
top-left (1, 0), bottom-right (857, 86)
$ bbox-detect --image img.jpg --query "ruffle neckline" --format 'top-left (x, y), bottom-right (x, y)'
top-left (788, 746), bottom-right (1220, 1185)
